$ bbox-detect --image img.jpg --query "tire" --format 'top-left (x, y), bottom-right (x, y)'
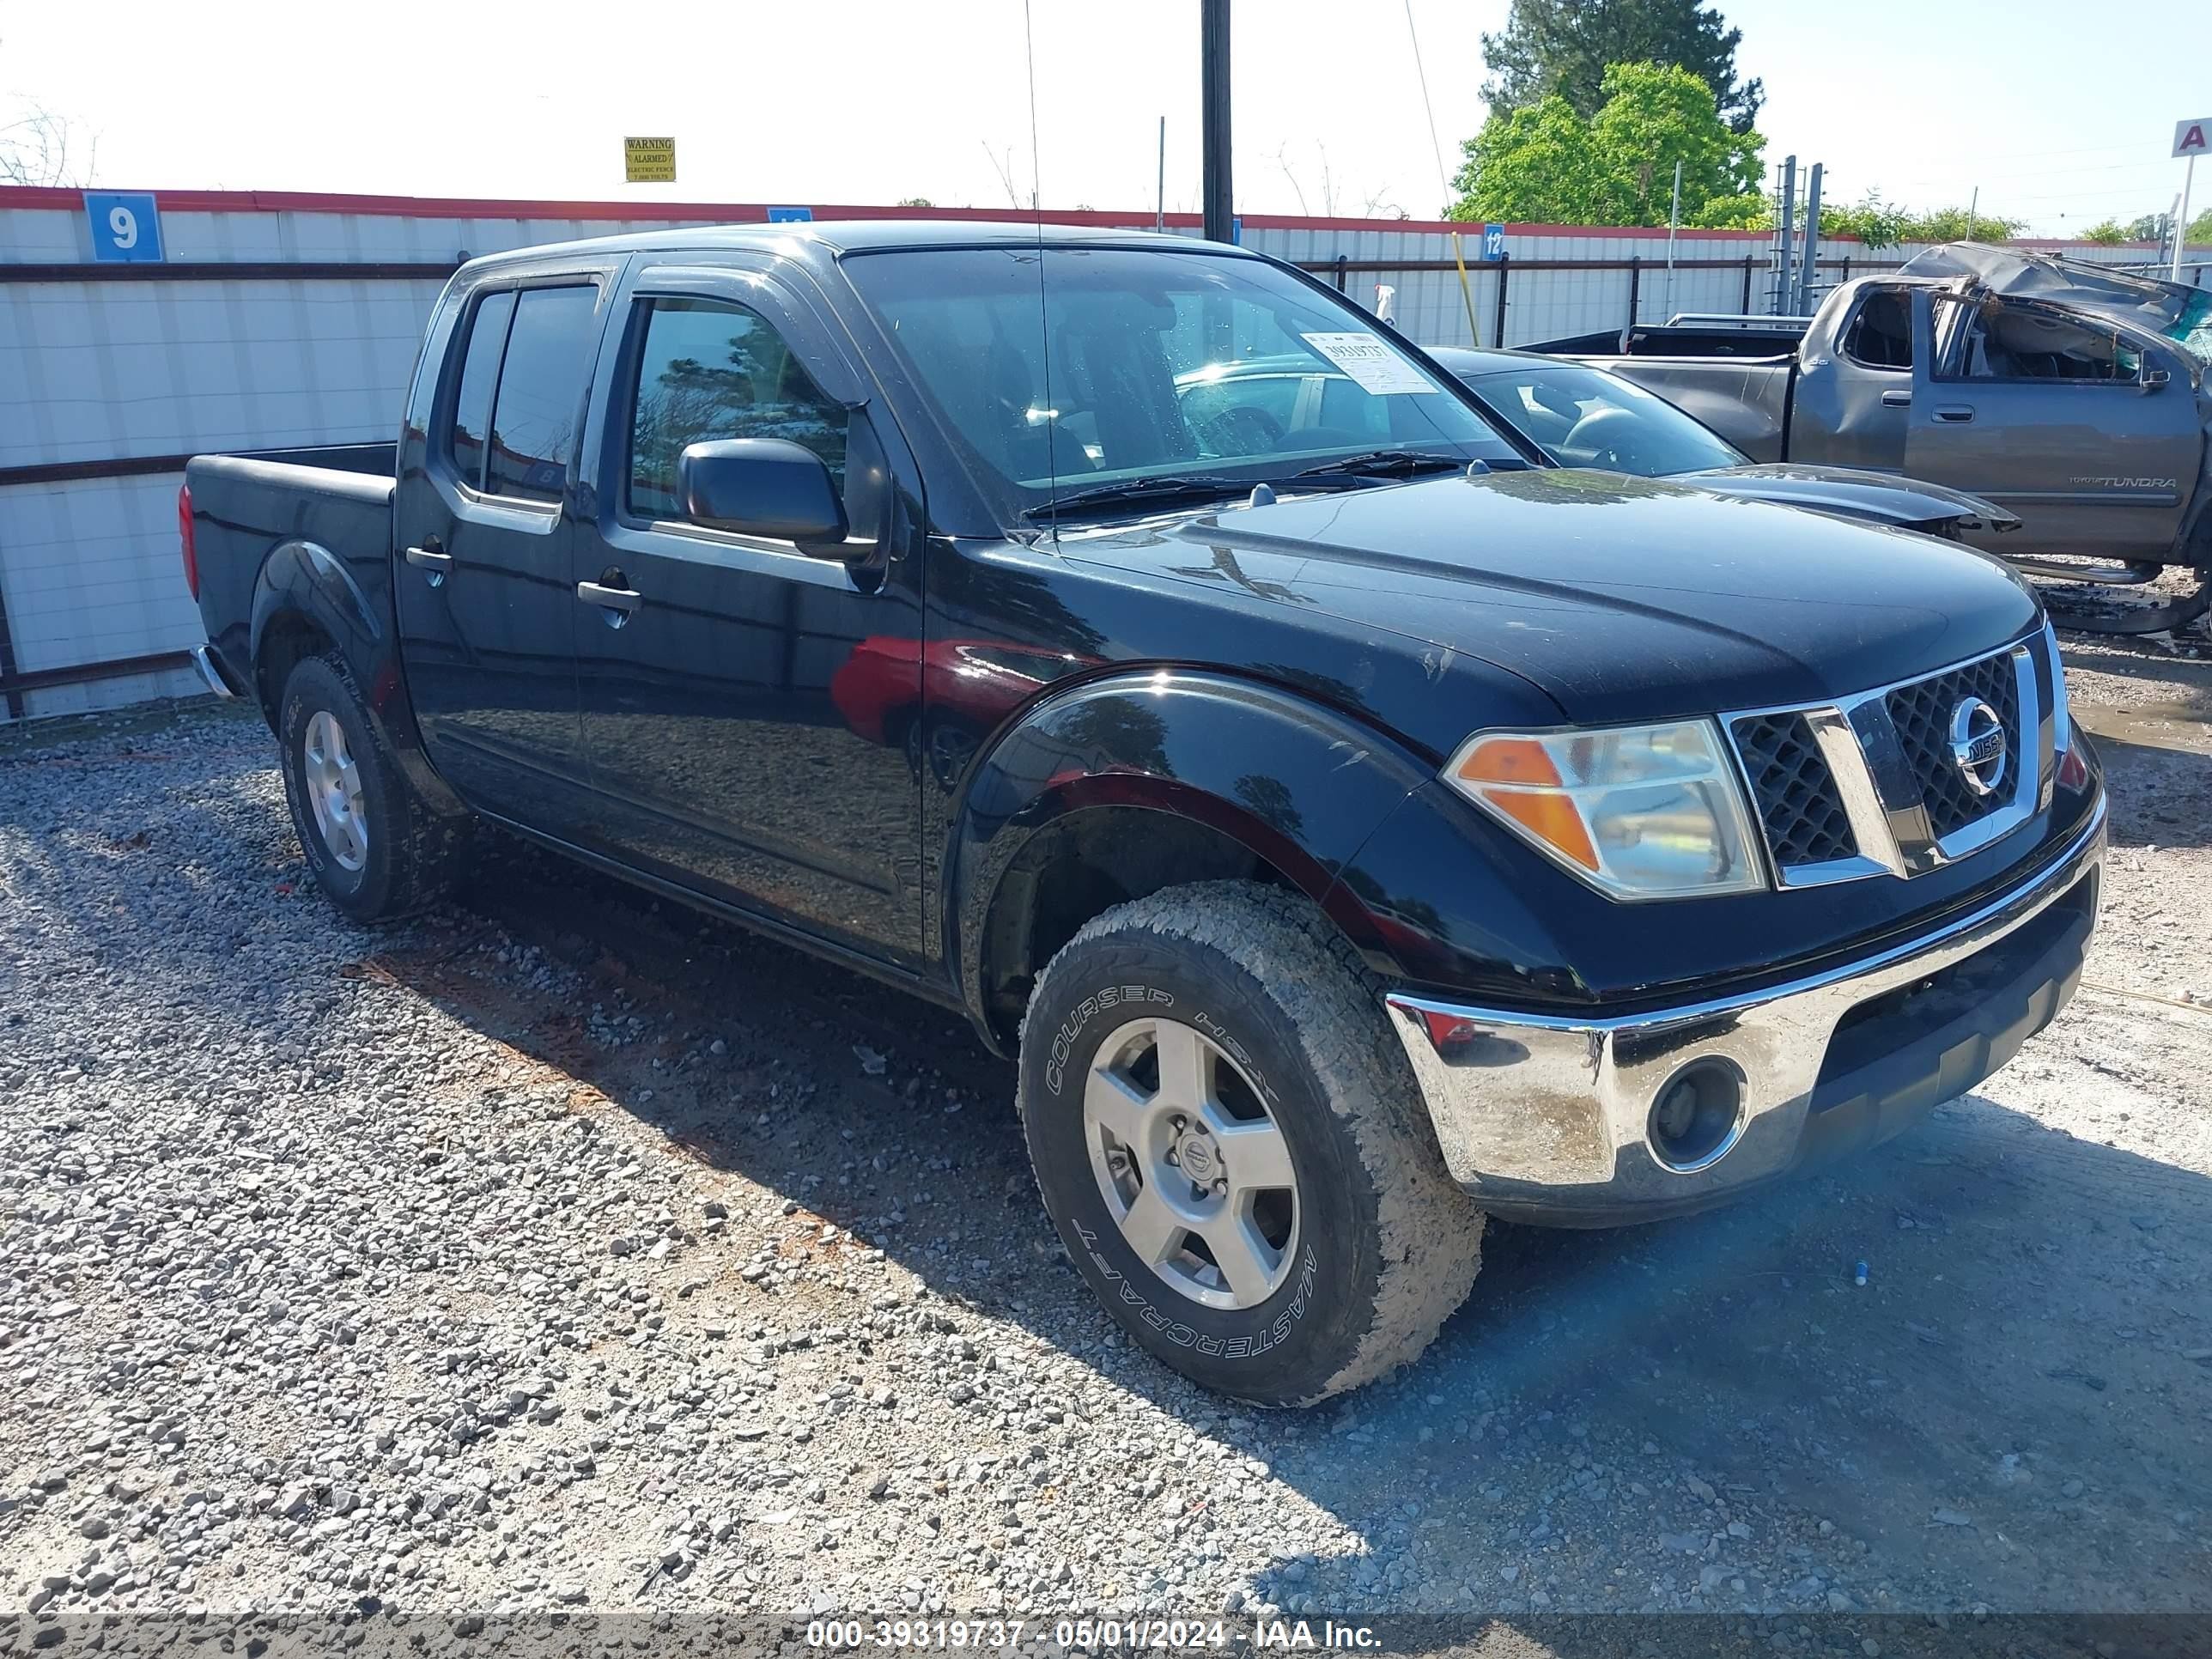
top-left (1018, 880), bottom-right (1485, 1405)
top-left (276, 653), bottom-right (470, 923)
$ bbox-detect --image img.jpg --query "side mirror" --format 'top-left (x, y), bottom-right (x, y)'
top-left (2139, 364), bottom-right (2172, 394)
top-left (678, 438), bottom-right (848, 549)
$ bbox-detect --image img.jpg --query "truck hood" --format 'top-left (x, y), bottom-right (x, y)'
top-left (1667, 462), bottom-right (2021, 534)
top-left (1069, 468), bottom-right (2041, 726)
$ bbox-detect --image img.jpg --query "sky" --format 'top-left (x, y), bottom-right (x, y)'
top-left (2, 0), bottom-right (2205, 237)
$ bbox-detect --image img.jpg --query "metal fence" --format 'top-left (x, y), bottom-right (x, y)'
top-left (3, 185), bottom-right (2207, 720)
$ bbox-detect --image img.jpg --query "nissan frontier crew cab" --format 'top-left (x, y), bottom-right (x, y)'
top-left (182, 223), bottom-right (2106, 1406)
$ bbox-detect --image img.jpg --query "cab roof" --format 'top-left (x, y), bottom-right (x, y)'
top-left (459, 219), bottom-right (1241, 274)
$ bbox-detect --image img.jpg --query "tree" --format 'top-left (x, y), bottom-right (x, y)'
top-left (1665, 188), bottom-right (2022, 249)
top-left (1894, 204), bottom-right (2024, 243)
top-left (1, 101), bottom-right (98, 186)
top-left (895, 197), bottom-right (933, 208)
top-left (1449, 62), bottom-right (1761, 227)
top-left (1685, 191), bottom-right (1771, 231)
top-left (1481, 0), bottom-right (1764, 135)
top-left (1449, 94), bottom-right (1599, 222)
top-left (2081, 219), bottom-right (2129, 246)
top-left (1818, 194), bottom-right (1910, 250)
top-left (2191, 207), bottom-right (2212, 246)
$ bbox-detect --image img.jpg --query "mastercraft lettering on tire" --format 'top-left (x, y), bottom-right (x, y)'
top-left (183, 218), bottom-right (2106, 1403)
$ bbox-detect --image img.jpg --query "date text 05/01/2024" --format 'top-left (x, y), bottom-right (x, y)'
top-left (802, 1620), bottom-right (1381, 1651)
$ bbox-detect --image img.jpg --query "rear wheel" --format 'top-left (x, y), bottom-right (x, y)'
top-left (1018, 881), bottom-right (1485, 1405)
top-left (276, 654), bottom-right (470, 922)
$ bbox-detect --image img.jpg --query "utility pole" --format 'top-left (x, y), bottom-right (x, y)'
top-left (1774, 155), bottom-right (1796, 316)
top-left (1662, 159), bottom-right (1683, 319)
top-left (2177, 158), bottom-right (2197, 282)
top-left (1157, 116), bottom-right (1167, 234)
top-left (1798, 162), bottom-right (1824, 313)
top-left (1200, 0), bottom-right (1234, 244)
top-left (1965, 186), bottom-right (1978, 242)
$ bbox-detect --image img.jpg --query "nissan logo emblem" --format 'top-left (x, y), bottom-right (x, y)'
top-left (1948, 697), bottom-right (2008, 797)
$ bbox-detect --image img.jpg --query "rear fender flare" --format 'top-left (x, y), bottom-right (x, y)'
top-left (249, 538), bottom-right (381, 672)
top-left (249, 541), bottom-right (459, 811)
top-left (947, 669), bottom-right (1434, 1040)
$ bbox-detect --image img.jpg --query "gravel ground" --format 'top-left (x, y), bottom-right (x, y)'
top-left (3, 635), bottom-right (2210, 1635)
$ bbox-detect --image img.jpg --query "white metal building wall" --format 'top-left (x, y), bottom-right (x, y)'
top-left (1, 191), bottom-right (2203, 721)
top-left (0, 198), bottom-right (787, 718)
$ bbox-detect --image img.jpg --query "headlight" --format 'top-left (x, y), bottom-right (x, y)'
top-left (2045, 617), bottom-right (2088, 793)
top-left (1443, 720), bottom-right (1767, 900)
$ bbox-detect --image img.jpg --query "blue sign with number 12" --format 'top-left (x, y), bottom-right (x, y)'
top-left (86, 192), bottom-right (165, 263)
top-left (1481, 222), bottom-right (1507, 263)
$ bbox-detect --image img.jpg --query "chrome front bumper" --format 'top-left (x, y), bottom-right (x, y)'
top-left (1384, 796), bottom-right (2106, 1225)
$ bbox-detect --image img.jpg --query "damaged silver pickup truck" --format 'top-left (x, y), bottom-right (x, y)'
top-left (1551, 244), bottom-right (2212, 632)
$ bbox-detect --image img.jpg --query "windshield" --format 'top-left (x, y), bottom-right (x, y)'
top-left (1467, 362), bottom-right (1747, 477)
top-left (843, 245), bottom-right (1522, 520)
top-left (2166, 289), bottom-right (2212, 369)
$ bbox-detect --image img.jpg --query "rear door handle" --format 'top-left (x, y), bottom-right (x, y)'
top-left (1933, 404), bottom-right (1975, 422)
top-left (1880, 388), bottom-right (1911, 408)
top-left (576, 580), bottom-right (642, 619)
top-left (404, 544), bottom-right (453, 585)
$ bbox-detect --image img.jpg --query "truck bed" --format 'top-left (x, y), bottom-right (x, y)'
top-left (185, 444), bottom-right (400, 708)
top-left (1565, 356), bottom-right (1798, 463)
top-left (1525, 321), bottom-right (1809, 359)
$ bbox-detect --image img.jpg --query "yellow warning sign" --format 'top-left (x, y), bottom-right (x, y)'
top-left (623, 137), bottom-right (677, 184)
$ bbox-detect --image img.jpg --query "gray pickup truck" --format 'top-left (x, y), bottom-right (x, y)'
top-left (1556, 244), bottom-right (2212, 631)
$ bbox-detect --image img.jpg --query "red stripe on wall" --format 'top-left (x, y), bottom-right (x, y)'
top-left (8, 185), bottom-right (2204, 253)
top-left (0, 185), bottom-right (1851, 242)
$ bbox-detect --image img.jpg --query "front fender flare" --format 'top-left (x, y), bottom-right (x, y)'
top-left (948, 669), bottom-right (1436, 1041)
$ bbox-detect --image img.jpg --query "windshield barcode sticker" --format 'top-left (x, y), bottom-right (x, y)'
top-left (1300, 332), bottom-right (1440, 395)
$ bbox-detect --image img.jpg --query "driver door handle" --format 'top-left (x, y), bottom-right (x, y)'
top-left (575, 580), bottom-right (641, 615)
top-left (1880, 388), bottom-right (1911, 408)
top-left (404, 542), bottom-right (453, 582)
top-left (1933, 404), bottom-right (1975, 423)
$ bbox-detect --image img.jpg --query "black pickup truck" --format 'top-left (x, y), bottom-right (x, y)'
top-left (183, 223), bottom-right (2106, 1405)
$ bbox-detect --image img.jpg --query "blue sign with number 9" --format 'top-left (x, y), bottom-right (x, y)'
top-left (86, 192), bottom-right (165, 263)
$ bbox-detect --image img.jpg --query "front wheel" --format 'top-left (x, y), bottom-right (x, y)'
top-left (1018, 882), bottom-right (1485, 1405)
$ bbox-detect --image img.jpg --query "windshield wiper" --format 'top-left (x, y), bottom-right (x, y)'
top-left (1023, 474), bottom-right (1256, 520)
top-left (1289, 449), bottom-right (1469, 482)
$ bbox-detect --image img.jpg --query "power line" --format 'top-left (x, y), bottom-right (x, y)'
top-left (1402, 0), bottom-right (1480, 344)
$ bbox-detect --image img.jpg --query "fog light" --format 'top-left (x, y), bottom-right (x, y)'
top-left (1647, 1059), bottom-right (1746, 1172)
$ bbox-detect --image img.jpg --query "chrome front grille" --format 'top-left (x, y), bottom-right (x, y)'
top-left (1729, 712), bottom-right (1857, 868)
top-left (1725, 632), bottom-right (2051, 889)
top-left (1884, 650), bottom-right (2022, 840)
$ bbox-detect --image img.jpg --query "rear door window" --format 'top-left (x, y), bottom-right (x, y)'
top-left (1839, 289), bottom-right (1912, 369)
top-left (447, 289), bottom-right (515, 489)
top-left (486, 286), bottom-right (600, 501)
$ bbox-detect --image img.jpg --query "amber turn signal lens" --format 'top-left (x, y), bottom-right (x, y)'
top-left (1455, 736), bottom-right (1563, 787)
top-left (1478, 787), bottom-right (1601, 871)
